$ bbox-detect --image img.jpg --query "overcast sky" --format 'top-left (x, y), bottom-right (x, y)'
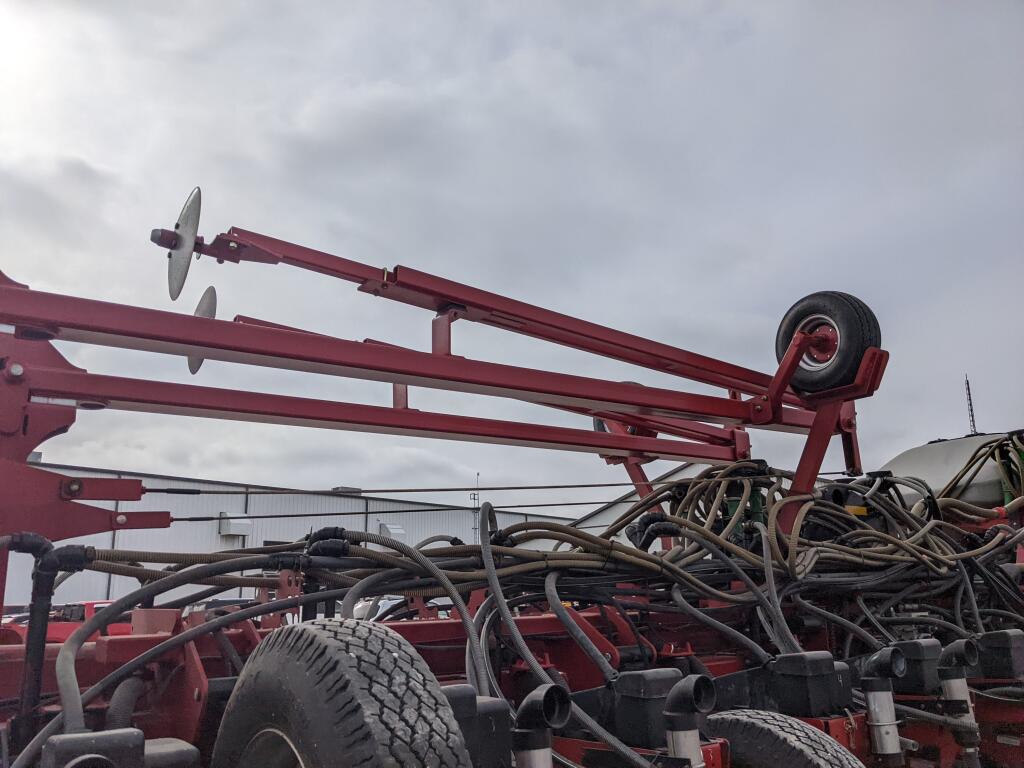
top-left (1, 2), bottom-right (1021, 515)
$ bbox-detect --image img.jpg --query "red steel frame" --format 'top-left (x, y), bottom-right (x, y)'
top-left (0, 221), bottom-right (886, 603)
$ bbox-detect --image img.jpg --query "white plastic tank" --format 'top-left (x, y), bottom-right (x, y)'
top-left (880, 433), bottom-right (1009, 506)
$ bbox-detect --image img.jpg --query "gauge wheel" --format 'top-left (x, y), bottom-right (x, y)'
top-left (775, 291), bottom-right (880, 393)
top-left (211, 618), bottom-right (472, 768)
top-left (706, 709), bottom-right (865, 768)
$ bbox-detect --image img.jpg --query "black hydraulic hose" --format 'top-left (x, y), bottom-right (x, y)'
top-left (684, 526), bottom-right (795, 653)
top-left (607, 596), bottom-right (653, 665)
top-left (953, 581), bottom-right (967, 631)
top-left (790, 594), bottom-right (883, 652)
top-left (213, 630), bottom-right (245, 675)
top-left (973, 686), bottom-right (1024, 701)
top-left (544, 572), bottom-right (618, 683)
top-left (752, 522), bottom-right (802, 654)
top-left (343, 530), bottom-right (486, 692)
top-left (971, 554), bottom-right (1024, 614)
top-left (155, 584), bottom-right (237, 610)
top-left (300, 577), bottom-right (320, 622)
top-left (13, 585), bottom-right (353, 768)
top-left (854, 595), bottom-right (897, 643)
top-left (477, 503), bottom-right (649, 768)
top-left (104, 676), bottom-right (146, 730)
top-left (978, 608), bottom-right (1024, 627)
top-left (415, 534), bottom-right (464, 549)
top-left (52, 571), bottom-right (77, 591)
top-left (841, 576), bottom-right (927, 658)
top-left (56, 553), bottom-right (315, 732)
top-left (956, 561), bottom-right (984, 633)
top-left (974, 686), bottom-right (1024, 702)
top-left (895, 701), bottom-right (978, 731)
top-left (877, 615), bottom-right (972, 638)
top-left (475, 590), bottom-right (609, 695)
top-left (14, 537), bottom-right (56, 743)
top-left (852, 691), bottom-right (979, 731)
top-left (374, 597), bottom-right (409, 622)
top-left (340, 569), bottom-right (402, 618)
top-left (670, 585), bottom-right (772, 664)
top-left (478, 600), bottom-right (510, 697)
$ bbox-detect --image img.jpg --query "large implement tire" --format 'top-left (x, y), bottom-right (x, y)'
top-left (706, 709), bottom-right (865, 768)
top-left (775, 291), bottom-right (881, 393)
top-left (211, 618), bottom-right (472, 768)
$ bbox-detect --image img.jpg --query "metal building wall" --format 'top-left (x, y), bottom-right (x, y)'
top-left (4, 464), bottom-right (564, 606)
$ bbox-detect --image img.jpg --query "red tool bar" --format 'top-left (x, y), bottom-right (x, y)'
top-left (232, 312), bottom-right (756, 445)
top-left (238, 315), bottom-right (768, 451)
top-left (215, 227), bottom-right (385, 283)
top-left (218, 228), bottom-right (803, 404)
top-left (0, 283), bottom-right (753, 424)
top-left (24, 369), bottom-right (739, 463)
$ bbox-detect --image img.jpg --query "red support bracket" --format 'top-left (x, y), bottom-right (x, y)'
top-left (758, 331), bottom-right (815, 423)
top-left (0, 461), bottom-right (169, 542)
top-left (431, 307), bottom-right (463, 356)
top-left (0, 461), bottom-right (169, 604)
top-left (776, 348), bottom-right (890, 533)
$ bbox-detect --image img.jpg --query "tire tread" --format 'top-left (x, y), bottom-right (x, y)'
top-left (213, 618), bottom-right (472, 768)
top-left (707, 709), bottom-right (865, 768)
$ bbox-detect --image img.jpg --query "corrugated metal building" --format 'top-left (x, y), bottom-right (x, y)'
top-left (3, 462), bottom-right (568, 607)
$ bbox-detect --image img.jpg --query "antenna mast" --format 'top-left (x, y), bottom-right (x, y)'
top-left (965, 374), bottom-right (978, 435)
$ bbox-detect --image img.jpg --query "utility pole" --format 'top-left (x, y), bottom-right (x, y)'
top-left (470, 472), bottom-right (480, 541)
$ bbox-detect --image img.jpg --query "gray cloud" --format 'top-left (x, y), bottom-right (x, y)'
top-left (1, 1), bottom-right (1022, 515)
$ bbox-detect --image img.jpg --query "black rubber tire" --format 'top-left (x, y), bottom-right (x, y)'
top-left (592, 416), bottom-right (638, 435)
top-left (775, 291), bottom-right (881, 393)
top-left (211, 618), bottom-right (472, 768)
top-left (593, 382), bottom-right (643, 435)
top-left (705, 709), bottom-right (865, 768)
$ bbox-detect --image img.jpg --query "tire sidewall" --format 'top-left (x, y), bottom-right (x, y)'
top-left (775, 292), bottom-right (875, 392)
top-left (212, 619), bottom-right (472, 768)
top-left (212, 625), bottom-right (379, 768)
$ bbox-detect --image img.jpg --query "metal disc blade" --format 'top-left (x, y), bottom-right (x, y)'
top-left (168, 187), bottom-right (201, 300)
top-left (188, 285), bottom-right (217, 374)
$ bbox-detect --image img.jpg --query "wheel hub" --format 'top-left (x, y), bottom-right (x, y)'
top-left (796, 314), bottom-right (840, 371)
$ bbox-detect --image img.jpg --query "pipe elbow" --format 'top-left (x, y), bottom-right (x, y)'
top-left (940, 639), bottom-right (979, 670)
top-left (863, 647), bottom-right (907, 680)
top-left (664, 674), bottom-right (716, 731)
top-left (515, 684), bottom-right (571, 731)
top-left (9, 532), bottom-right (54, 560)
